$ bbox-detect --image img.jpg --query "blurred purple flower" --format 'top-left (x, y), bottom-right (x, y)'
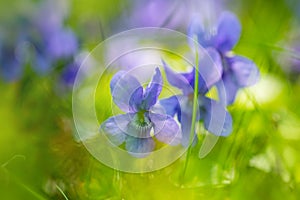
top-left (161, 57), bottom-right (232, 146)
top-left (0, 31), bottom-right (31, 81)
top-left (100, 68), bottom-right (181, 157)
top-left (0, 0), bottom-right (78, 82)
top-left (123, 0), bottom-right (187, 29)
top-left (189, 11), bottom-right (241, 53)
top-left (105, 37), bottom-right (162, 73)
top-left (0, 44), bottom-right (24, 81)
top-left (45, 28), bottom-right (78, 60)
top-left (218, 55), bottom-right (260, 104)
top-left (0, 16), bottom-right (33, 81)
top-left (189, 11), bottom-right (259, 105)
top-left (33, 0), bottom-right (78, 65)
top-left (34, 0), bottom-right (68, 36)
top-left (28, 0), bottom-right (79, 79)
top-left (288, 50), bottom-right (300, 73)
top-left (60, 61), bottom-right (79, 87)
top-left (276, 42), bottom-right (300, 77)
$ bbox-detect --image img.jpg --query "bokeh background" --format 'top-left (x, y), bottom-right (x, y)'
top-left (1, 0), bottom-right (300, 199)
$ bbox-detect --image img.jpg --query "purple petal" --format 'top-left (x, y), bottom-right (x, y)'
top-left (129, 87), bottom-right (144, 112)
top-left (159, 96), bottom-right (181, 118)
top-left (180, 110), bottom-right (193, 147)
top-left (162, 60), bottom-right (193, 95)
top-left (177, 48), bottom-right (222, 94)
top-left (216, 11), bottom-right (241, 53)
top-left (202, 98), bottom-right (232, 136)
top-left (217, 73), bottom-right (239, 105)
top-left (142, 68), bottom-right (163, 110)
top-left (198, 48), bottom-right (223, 89)
top-left (177, 97), bottom-right (197, 146)
top-left (110, 71), bottom-right (143, 112)
top-left (150, 113), bottom-right (182, 145)
top-left (227, 55), bottom-right (260, 87)
top-left (188, 17), bottom-right (217, 48)
top-left (181, 68), bottom-right (206, 94)
top-left (181, 69), bottom-right (195, 85)
top-left (125, 136), bottom-right (155, 158)
top-left (100, 114), bottom-right (130, 146)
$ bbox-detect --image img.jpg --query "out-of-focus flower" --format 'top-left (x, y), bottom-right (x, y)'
top-left (219, 55), bottom-right (260, 105)
top-left (34, 0), bottom-right (78, 60)
top-left (276, 39), bottom-right (300, 77)
top-left (288, 46), bottom-right (300, 73)
top-left (0, 16), bottom-right (32, 81)
top-left (0, 43), bottom-right (24, 81)
top-left (60, 51), bottom-right (97, 88)
top-left (60, 62), bottom-right (79, 88)
top-left (0, 0), bottom-right (79, 82)
top-left (189, 11), bottom-right (259, 105)
top-left (45, 28), bottom-right (78, 60)
top-left (30, 0), bottom-right (78, 74)
top-left (160, 56), bottom-right (232, 146)
top-left (100, 68), bottom-right (181, 157)
top-left (34, 0), bottom-right (69, 36)
top-left (189, 11), bottom-right (241, 53)
top-left (121, 0), bottom-right (187, 29)
top-left (105, 37), bottom-right (161, 71)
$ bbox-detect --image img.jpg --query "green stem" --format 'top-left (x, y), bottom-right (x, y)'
top-left (181, 45), bottom-right (199, 182)
top-left (55, 184), bottom-right (69, 200)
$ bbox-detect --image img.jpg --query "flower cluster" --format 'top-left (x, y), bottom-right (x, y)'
top-left (100, 59), bottom-right (232, 157)
top-left (100, 10), bottom-right (260, 157)
top-left (0, 0), bottom-right (79, 87)
top-left (1, 0), bottom-right (260, 158)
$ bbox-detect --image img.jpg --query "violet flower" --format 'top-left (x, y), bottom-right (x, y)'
top-left (100, 68), bottom-right (181, 157)
top-left (189, 11), bottom-right (259, 105)
top-left (160, 56), bottom-right (232, 146)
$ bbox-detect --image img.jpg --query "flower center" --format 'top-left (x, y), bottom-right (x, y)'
top-left (127, 110), bottom-right (153, 138)
top-left (137, 110), bottom-right (147, 125)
